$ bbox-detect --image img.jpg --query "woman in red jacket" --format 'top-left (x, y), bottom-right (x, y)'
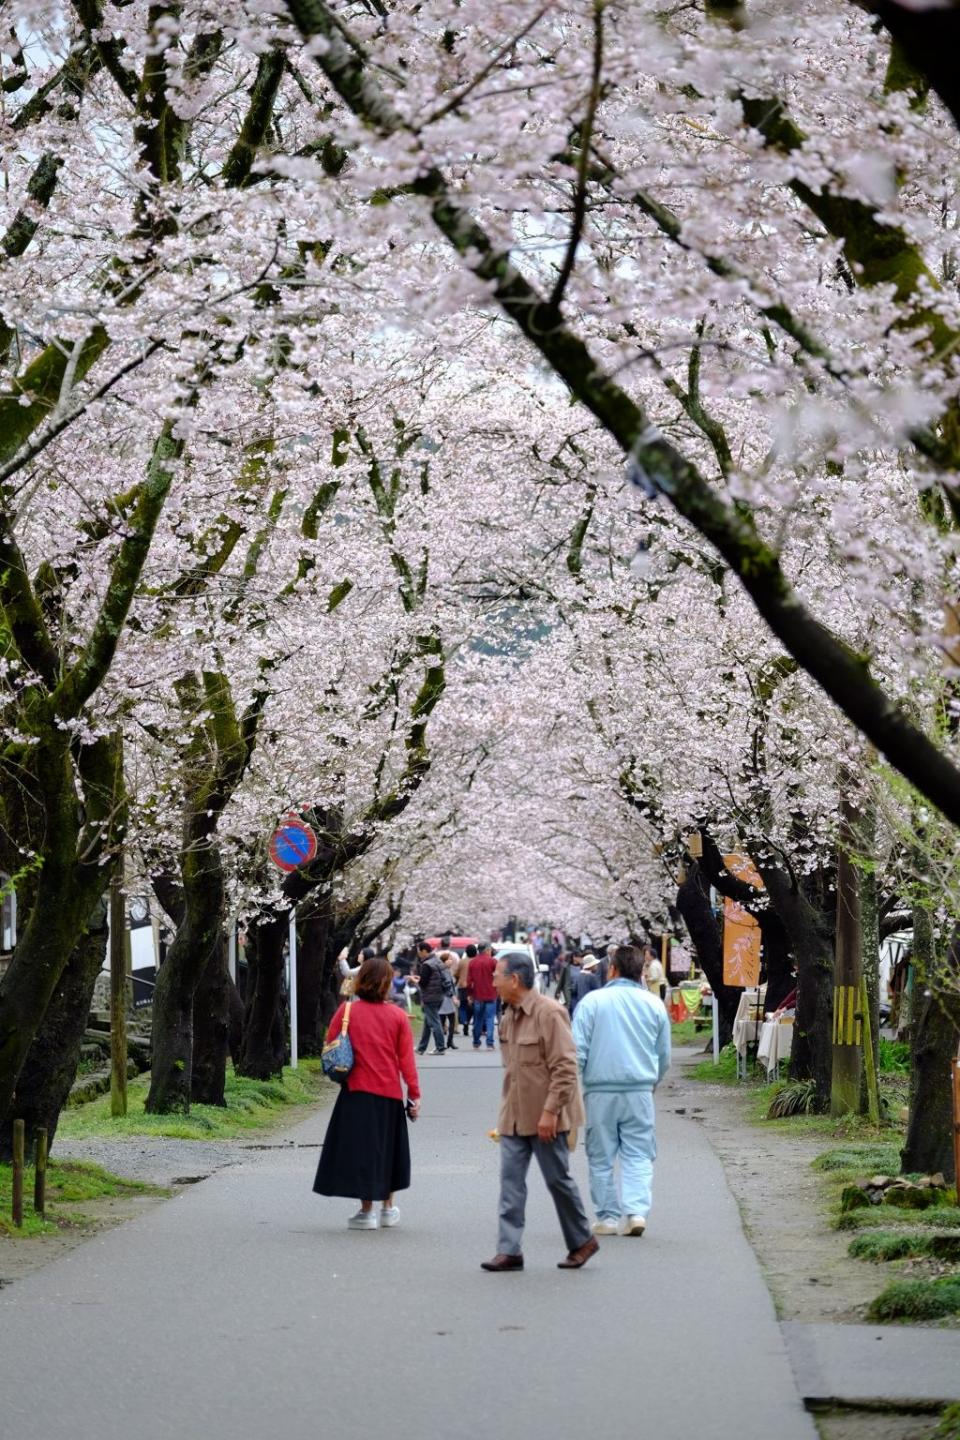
top-left (313, 954), bottom-right (421, 1230)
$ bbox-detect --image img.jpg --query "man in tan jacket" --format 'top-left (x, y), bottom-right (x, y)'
top-left (481, 953), bottom-right (598, 1273)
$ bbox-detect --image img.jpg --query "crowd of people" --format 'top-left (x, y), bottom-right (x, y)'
top-left (316, 931), bottom-right (673, 1269)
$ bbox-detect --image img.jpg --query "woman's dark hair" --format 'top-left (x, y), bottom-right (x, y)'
top-left (613, 945), bottom-right (644, 982)
top-left (465, 943), bottom-right (478, 958)
top-left (355, 955), bottom-right (393, 1002)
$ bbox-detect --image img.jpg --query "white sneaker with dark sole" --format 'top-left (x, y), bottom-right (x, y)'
top-left (348, 1210), bottom-right (378, 1230)
top-left (624, 1215), bottom-right (646, 1237)
top-left (592, 1219), bottom-right (620, 1236)
top-left (380, 1206), bottom-right (401, 1228)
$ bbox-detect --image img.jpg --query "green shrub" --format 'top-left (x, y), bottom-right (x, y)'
top-left (867, 1276), bottom-right (960, 1322)
top-left (877, 1038), bottom-right (910, 1073)
top-left (767, 1079), bottom-right (820, 1118)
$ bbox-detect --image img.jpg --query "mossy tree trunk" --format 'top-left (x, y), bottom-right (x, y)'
top-left (191, 930), bottom-right (231, 1107)
top-left (0, 901), bottom-right (110, 1161)
top-left (902, 918), bottom-right (960, 1182)
top-left (237, 911), bottom-right (289, 1080)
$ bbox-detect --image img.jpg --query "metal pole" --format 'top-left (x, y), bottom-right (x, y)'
top-left (953, 1053), bottom-right (960, 1205)
top-left (34, 1127), bottom-right (47, 1217)
top-left (712, 993), bottom-right (720, 1065)
top-left (288, 909), bottom-right (298, 1070)
top-left (12, 1118), bottom-right (24, 1227)
top-left (227, 920), bottom-right (237, 983)
top-left (110, 876), bottom-right (128, 1117)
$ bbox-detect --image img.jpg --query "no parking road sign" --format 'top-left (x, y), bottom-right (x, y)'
top-left (269, 817), bottom-right (318, 872)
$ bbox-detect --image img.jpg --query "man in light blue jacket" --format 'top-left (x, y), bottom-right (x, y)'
top-left (572, 944), bottom-right (671, 1237)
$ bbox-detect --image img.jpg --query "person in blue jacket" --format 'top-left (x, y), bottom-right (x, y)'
top-left (572, 944), bottom-right (671, 1238)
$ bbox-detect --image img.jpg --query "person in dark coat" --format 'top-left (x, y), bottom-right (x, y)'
top-left (413, 939), bottom-right (447, 1054)
top-left (314, 955), bottom-right (420, 1229)
top-left (570, 955), bottom-right (601, 1017)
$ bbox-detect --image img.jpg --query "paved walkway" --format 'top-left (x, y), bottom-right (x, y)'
top-left (1, 1050), bottom-right (818, 1440)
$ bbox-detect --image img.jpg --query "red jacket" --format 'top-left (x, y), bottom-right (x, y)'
top-left (326, 999), bottom-right (420, 1101)
top-left (467, 952), bottom-right (497, 1002)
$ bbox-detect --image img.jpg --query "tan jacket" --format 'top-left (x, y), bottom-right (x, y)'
top-left (455, 952), bottom-right (472, 986)
top-left (498, 989), bottom-right (585, 1137)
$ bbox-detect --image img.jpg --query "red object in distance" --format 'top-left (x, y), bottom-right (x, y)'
top-left (425, 936), bottom-right (478, 952)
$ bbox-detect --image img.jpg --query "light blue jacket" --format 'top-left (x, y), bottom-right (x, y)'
top-left (572, 979), bottom-right (671, 1093)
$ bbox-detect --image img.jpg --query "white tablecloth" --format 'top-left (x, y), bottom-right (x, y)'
top-left (757, 1018), bottom-right (794, 1074)
top-left (732, 988), bottom-right (766, 1056)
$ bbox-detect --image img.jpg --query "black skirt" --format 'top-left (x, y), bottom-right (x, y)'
top-left (313, 1089), bottom-right (411, 1201)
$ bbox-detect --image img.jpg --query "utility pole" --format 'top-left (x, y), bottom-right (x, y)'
top-left (831, 793), bottom-right (862, 1116)
top-left (110, 873), bottom-right (128, 1117)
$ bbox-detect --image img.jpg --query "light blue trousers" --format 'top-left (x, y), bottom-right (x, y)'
top-left (584, 1089), bottom-right (657, 1220)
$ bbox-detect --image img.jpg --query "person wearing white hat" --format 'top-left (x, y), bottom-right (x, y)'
top-left (569, 953), bottom-right (601, 1018)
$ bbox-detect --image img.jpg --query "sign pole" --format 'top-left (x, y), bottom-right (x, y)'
top-left (289, 909), bottom-right (299, 1071)
top-left (952, 1050), bottom-right (960, 1205)
top-left (712, 993), bottom-right (720, 1065)
top-left (227, 920), bottom-right (237, 983)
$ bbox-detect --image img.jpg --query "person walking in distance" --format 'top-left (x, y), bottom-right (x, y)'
top-left (436, 944), bottom-right (459, 1051)
top-left (313, 955), bottom-right (420, 1229)
top-left (457, 944), bottom-right (476, 1036)
top-left (572, 944), bottom-right (671, 1238)
top-left (481, 954), bottom-right (597, 1272)
top-left (414, 941), bottom-right (447, 1055)
top-left (468, 940), bottom-right (498, 1050)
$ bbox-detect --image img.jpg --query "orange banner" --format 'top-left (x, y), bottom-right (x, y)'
top-left (722, 854), bottom-right (763, 988)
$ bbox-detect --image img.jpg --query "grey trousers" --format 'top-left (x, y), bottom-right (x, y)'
top-left (497, 1133), bottom-right (592, 1256)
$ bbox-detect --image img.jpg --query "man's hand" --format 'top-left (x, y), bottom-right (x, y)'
top-left (537, 1109), bottom-right (558, 1142)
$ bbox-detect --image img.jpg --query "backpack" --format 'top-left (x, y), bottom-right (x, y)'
top-left (439, 960), bottom-right (456, 997)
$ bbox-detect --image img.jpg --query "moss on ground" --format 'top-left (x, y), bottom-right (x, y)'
top-left (813, 1143), bottom-right (902, 1175)
top-left (849, 1231), bottom-right (935, 1262)
top-left (57, 1059), bottom-right (330, 1142)
top-left (867, 1276), bottom-right (960, 1322)
top-left (837, 1202), bottom-right (960, 1232)
top-left (0, 1159), bottom-right (166, 1237)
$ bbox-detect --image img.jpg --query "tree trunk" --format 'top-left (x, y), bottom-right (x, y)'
top-left (760, 910), bottom-right (794, 1012)
top-left (764, 868), bottom-right (834, 1107)
top-left (191, 932), bottom-right (230, 1106)
top-left (0, 845), bottom-right (105, 1144)
top-left (831, 796), bottom-right (863, 1117)
top-left (675, 862), bottom-right (738, 1046)
top-left (297, 904), bottom-right (332, 1057)
top-left (227, 974), bottom-right (245, 1063)
top-left (0, 908), bottom-right (109, 1161)
top-left (146, 838), bottom-right (226, 1114)
top-left (901, 919), bottom-right (960, 1182)
top-left (236, 912), bottom-right (288, 1080)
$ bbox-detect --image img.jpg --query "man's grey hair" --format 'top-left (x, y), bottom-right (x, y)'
top-left (502, 953), bottom-right (535, 989)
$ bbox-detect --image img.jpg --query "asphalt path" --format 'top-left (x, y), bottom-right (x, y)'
top-left (0, 1047), bottom-right (815, 1440)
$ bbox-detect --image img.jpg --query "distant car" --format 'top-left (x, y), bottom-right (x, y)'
top-left (492, 943), bottom-right (546, 993)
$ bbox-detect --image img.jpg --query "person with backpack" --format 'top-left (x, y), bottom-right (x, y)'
top-left (413, 940), bottom-right (447, 1055)
top-left (435, 945), bottom-right (460, 1050)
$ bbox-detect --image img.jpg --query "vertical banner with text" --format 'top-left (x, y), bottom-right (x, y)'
top-left (722, 854), bottom-right (763, 988)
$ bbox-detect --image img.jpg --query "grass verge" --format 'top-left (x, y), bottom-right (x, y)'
top-left (848, 1231), bottom-right (960, 1263)
top-left (671, 1018), bottom-right (711, 1046)
top-left (867, 1276), bottom-right (960, 1322)
top-left (57, 1059), bottom-right (331, 1142)
top-left (0, 1159), bottom-right (166, 1237)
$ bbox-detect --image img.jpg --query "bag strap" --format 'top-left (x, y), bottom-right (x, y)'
top-left (341, 1001), bottom-right (353, 1038)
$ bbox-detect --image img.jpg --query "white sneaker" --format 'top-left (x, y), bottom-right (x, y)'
top-left (592, 1218), bottom-right (620, 1236)
top-left (380, 1206), bottom-right (401, 1228)
top-left (624, 1215), bottom-right (646, 1237)
top-left (347, 1209), bottom-right (378, 1230)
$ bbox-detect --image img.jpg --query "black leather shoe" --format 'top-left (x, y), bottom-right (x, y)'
top-left (481, 1253), bottom-right (524, 1272)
